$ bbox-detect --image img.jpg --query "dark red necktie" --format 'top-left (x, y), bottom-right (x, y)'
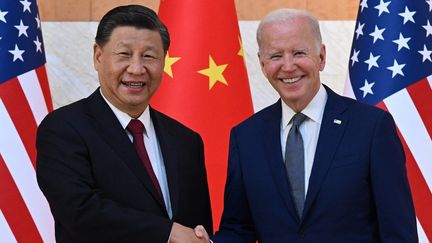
top-left (127, 119), bottom-right (164, 202)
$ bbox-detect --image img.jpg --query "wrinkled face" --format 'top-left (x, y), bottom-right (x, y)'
top-left (258, 17), bottom-right (326, 112)
top-left (93, 26), bottom-right (165, 118)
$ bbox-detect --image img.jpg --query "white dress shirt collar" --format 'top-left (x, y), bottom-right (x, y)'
top-left (99, 89), bottom-right (151, 137)
top-left (281, 84), bottom-right (328, 129)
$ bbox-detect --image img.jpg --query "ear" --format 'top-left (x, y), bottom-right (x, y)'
top-left (93, 43), bottom-right (102, 71)
top-left (319, 44), bottom-right (326, 71)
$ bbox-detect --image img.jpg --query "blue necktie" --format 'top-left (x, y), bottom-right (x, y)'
top-left (285, 113), bottom-right (307, 218)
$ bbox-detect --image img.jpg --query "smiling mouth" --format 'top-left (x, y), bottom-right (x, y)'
top-left (280, 76), bottom-right (302, 84)
top-left (122, 81), bottom-right (146, 87)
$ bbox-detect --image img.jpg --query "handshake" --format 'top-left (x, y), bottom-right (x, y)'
top-left (168, 222), bottom-right (211, 243)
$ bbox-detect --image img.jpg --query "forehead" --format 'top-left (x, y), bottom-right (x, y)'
top-left (260, 18), bottom-right (316, 48)
top-left (107, 26), bottom-right (162, 47)
top-left (262, 16), bottom-right (310, 37)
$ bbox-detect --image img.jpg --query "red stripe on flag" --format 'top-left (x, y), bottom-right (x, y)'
top-left (0, 78), bottom-right (38, 168)
top-left (377, 102), bottom-right (432, 241)
top-left (35, 65), bottom-right (53, 112)
top-left (375, 102), bottom-right (386, 111)
top-left (0, 154), bottom-right (43, 243)
top-left (400, 130), bottom-right (432, 241)
top-left (406, 78), bottom-right (432, 138)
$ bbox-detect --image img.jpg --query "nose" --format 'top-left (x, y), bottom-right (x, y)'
top-left (127, 56), bottom-right (146, 75)
top-left (281, 55), bottom-right (296, 72)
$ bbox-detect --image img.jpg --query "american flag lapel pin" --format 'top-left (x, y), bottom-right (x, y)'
top-left (333, 119), bottom-right (342, 125)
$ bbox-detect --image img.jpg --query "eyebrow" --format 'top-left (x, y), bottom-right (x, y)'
top-left (293, 48), bottom-right (309, 52)
top-left (115, 41), bottom-right (161, 52)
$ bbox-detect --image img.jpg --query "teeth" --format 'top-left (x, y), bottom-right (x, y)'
top-left (281, 77), bottom-right (301, 84)
top-left (123, 82), bottom-right (145, 87)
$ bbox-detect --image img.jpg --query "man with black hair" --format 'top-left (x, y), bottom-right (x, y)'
top-left (36, 5), bottom-right (212, 243)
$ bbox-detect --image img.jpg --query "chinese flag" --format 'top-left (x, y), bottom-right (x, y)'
top-left (152, 0), bottom-right (254, 230)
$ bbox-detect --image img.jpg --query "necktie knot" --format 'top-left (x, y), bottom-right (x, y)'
top-left (291, 113), bottom-right (307, 127)
top-left (127, 119), bottom-right (144, 135)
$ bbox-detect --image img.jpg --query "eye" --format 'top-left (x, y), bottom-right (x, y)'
top-left (116, 51), bottom-right (130, 57)
top-left (294, 51), bottom-right (307, 56)
top-left (143, 54), bottom-right (156, 59)
top-left (269, 54), bottom-right (282, 60)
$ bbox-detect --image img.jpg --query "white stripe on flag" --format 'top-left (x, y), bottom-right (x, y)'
top-left (18, 70), bottom-right (49, 125)
top-left (384, 89), bottom-right (432, 192)
top-left (0, 210), bottom-right (17, 243)
top-left (417, 218), bottom-right (428, 243)
top-left (0, 99), bottom-right (55, 243)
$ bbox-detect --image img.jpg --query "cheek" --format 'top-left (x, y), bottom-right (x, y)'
top-left (149, 62), bottom-right (165, 77)
top-left (263, 63), bottom-right (280, 78)
top-left (309, 57), bottom-right (324, 71)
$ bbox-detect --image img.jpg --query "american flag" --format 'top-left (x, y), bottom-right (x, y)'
top-left (0, 0), bottom-right (54, 242)
top-left (344, 0), bottom-right (432, 242)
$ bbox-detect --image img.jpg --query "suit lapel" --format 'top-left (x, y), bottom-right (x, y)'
top-left (302, 87), bottom-right (349, 220)
top-left (261, 100), bottom-right (300, 221)
top-left (84, 89), bottom-right (166, 212)
top-left (150, 108), bottom-right (180, 218)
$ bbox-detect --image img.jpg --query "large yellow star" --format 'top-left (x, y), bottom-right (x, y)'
top-left (164, 51), bottom-right (180, 78)
top-left (238, 36), bottom-right (245, 57)
top-left (197, 55), bottom-right (228, 90)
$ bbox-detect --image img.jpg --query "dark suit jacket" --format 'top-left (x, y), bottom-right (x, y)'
top-left (36, 89), bottom-right (213, 243)
top-left (212, 86), bottom-right (417, 243)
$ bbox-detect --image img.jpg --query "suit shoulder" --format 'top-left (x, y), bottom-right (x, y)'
top-left (234, 101), bottom-right (280, 131)
top-left (40, 98), bottom-right (87, 126)
top-left (340, 95), bottom-right (390, 119)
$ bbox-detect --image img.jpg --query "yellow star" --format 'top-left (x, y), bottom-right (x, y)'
top-left (164, 51), bottom-right (180, 78)
top-left (238, 36), bottom-right (245, 57)
top-left (197, 55), bottom-right (228, 90)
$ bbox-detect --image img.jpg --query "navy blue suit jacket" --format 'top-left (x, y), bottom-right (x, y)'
top-left (36, 89), bottom-right (212, 243)
top-left (213, 86), bottom-right (417, 243)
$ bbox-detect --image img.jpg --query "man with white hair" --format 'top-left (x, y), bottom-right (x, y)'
top-left (208, 8), bottom-right (417, 242)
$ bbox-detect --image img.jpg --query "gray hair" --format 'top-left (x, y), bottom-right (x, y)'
top-left (256, 9), bottom-right (322, 51)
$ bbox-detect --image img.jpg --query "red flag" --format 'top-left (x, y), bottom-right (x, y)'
top-left (0, 0), bottom-right (54, 242)
top-left (344, 1), bottom-right (432, 241)
top-left (153, 0), bottom-right (254, 229)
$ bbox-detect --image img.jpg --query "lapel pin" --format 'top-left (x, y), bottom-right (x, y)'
top-left (333, 119), bottom-right (342, 125)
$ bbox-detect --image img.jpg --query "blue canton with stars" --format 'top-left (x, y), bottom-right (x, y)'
top-left (349, 0), bottom-right (432, 105)
top-left (0, 0), bottom-right (45, 84)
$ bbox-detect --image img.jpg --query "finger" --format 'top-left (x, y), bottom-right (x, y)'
top-left (194, 225), bottom-right (206, 238)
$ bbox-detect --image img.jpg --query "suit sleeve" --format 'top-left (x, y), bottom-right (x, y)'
top-left (370, 111), bottom-right (418, 242)
top-left (211, 128), bottom-right (256, 243)
top-left (36, 114), bottom-right (172, 243)
top-left (191, 132), bottom-right (213, 234)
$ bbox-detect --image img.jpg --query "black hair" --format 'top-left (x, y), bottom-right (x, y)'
top-left (95, 5), bottom-right (170, 52)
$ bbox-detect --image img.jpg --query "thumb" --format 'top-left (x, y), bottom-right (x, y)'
top-left (194, 225), bottom-right (207, 238)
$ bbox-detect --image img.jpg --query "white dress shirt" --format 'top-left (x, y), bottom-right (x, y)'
top-left (280, 84), bottom-right (327, 196)
top-left (101, 91), bottom-right (173, 218)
